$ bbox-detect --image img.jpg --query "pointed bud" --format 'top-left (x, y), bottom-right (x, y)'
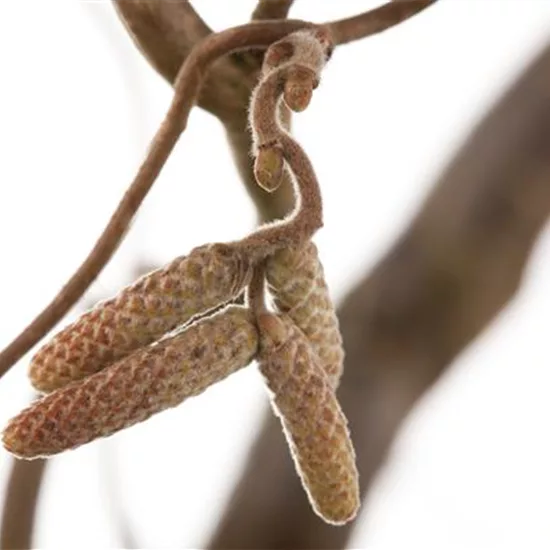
top-left (283, 66), bottom-right (317, 112)
top-left (254, 146), bottom-right (284, 192)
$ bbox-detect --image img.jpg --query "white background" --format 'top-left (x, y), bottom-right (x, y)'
top-left (0, 1), bottom-right (550, 548)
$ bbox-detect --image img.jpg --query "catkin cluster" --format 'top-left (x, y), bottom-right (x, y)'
top-left (5, 307), bottom-right (257, 458)
top-left (2, 28), bottom-right (359, 526)
top-left (30, 244), bottom-right (252, 393)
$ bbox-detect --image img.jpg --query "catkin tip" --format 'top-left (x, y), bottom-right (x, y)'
top-left (259, 317), bottom-right (359, 525)
top-left (2, 422), bottom-right (33, 459)
top-left (314, 494), bottom-right (360, 526)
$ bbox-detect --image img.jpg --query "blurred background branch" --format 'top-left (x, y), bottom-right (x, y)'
top-left (210, 38), bottom-right (550, 550)
top-left (1, 453), bottom-right (46, 550)
top-left (252, 0), bottom-right (295, 21)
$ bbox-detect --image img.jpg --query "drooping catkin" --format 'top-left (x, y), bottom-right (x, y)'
top-left (29, 243), bottom-right (252, 393)
top-left (4, 306), bottom-right (258, 459)
top-left (257, 313), bottom-right (359, 525)
top-left (266, 241), bottom-right (344, 387)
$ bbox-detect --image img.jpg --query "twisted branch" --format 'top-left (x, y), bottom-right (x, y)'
top-left (0, 19), bottom-right (314, 380)
top-left (114, 1), bottom-right (441, 223)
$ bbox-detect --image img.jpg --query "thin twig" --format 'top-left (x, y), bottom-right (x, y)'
top-left (238, 133), bottom-right (324, 261)
top-left (0, 19), bottom-right (315, 380)
top-left (326, 0), bottom-right (438, 45)
top-left (238, 30), bottom-right (331, 259)
top-left (113, 0), bottom-right (295, 222)
top-left (252, 0), bottom-right (294, 21)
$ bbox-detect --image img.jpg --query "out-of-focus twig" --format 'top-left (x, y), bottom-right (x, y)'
top-left (327, 0), bottom-right (437, 45)
top-left (209, 40), bottom-right (550, 549)
top-left (252, 0), bottom-right (294, 21)
top-left (1, 455), bottom-right (47, 549)
top-left (113, 0), bottom-right (211, 85)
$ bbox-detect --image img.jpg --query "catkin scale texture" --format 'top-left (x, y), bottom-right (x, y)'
top-left (257, 314), bottom-right (359, 525)
top-left (4, 307), bottom-right (258, 459)
top-left (266, 241), bottom-right (344, 387)
top-left (29, 243), bottom-right (252, 393)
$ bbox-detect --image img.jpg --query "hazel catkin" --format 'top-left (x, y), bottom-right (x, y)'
top-left (4, 306), bottom-right (258, 459)
top-left (257, 313), bottom-right (359, 525)
top-left (266, 241), bottom-right (344, 387)
top-left (29, 243), bottom-right (252, 393)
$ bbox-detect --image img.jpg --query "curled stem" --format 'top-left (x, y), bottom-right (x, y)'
top-left (238, 29), bottom-right (332, 261)
top-left (239, 132), bottom-right (324, 261)
top-left (0, 19), bottom-right (315, 380)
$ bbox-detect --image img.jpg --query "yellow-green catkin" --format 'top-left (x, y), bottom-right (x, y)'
top-left (4, 307), bottom-right (258, 459)
top-left (257, 313), bottom-right (359, 525)
top-left (266, 241), bottom-right (344, 387)
top-left (29, 243), bottom-right (252, 393)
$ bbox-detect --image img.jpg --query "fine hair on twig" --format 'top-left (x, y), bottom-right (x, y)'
top-left (0, 19), bottom-right (317, 381)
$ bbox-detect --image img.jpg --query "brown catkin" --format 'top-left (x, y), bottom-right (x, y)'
top-left (257, 313), bottom-right (359, 525)
top-left (29, 243), bottom-right (252, 393)
top-left (266, 241), bottom-right (344, 387)
top-left (4, 306), bottom-right (258, 459)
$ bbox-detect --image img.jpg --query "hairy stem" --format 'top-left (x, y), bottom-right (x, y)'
top-left (0, 20), bottom-right (314, 379)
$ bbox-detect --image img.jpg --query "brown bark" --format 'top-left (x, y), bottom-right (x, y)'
top-left (0, 18), bottom-right (313, 380)
top-left (209, 40), bottom-right (550, 549)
